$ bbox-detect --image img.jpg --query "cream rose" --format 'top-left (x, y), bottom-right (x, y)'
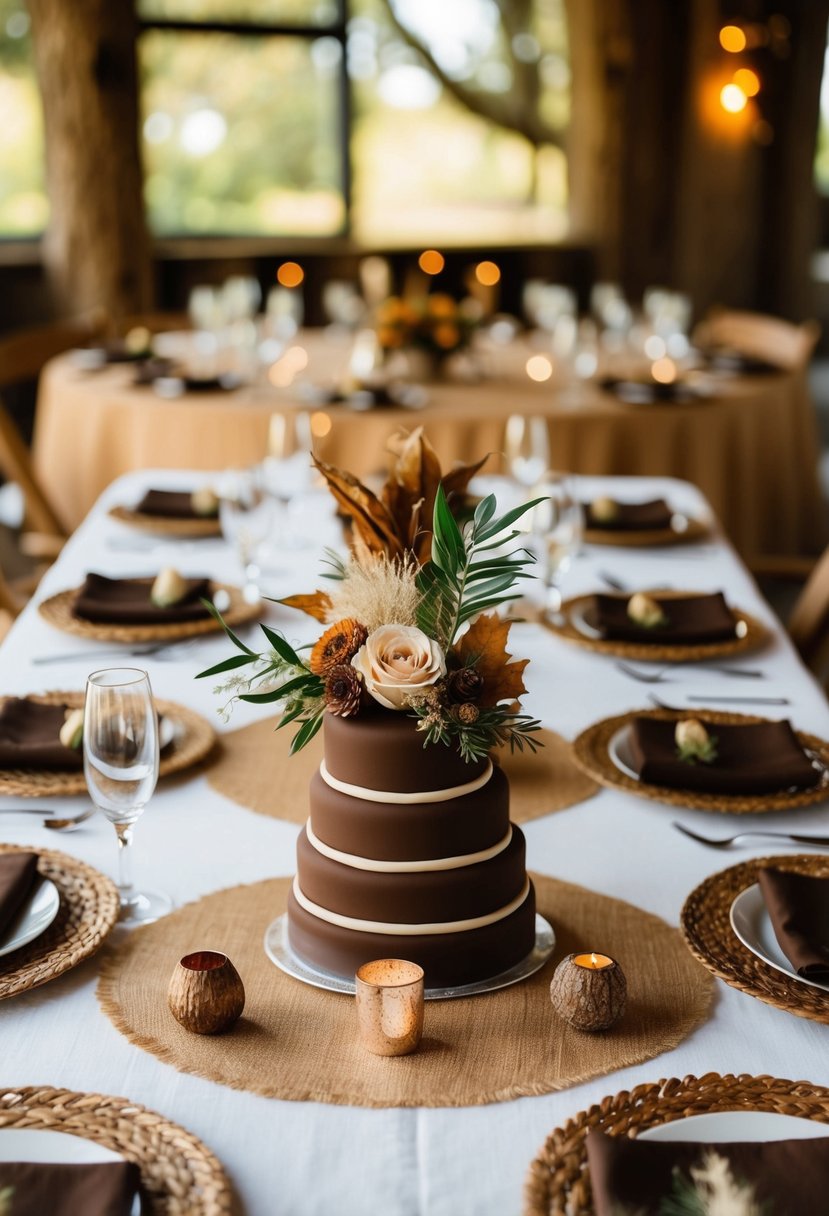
top-left (351, 624), bottom-right (445, 711)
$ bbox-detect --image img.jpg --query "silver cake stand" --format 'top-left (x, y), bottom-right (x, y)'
top-left (263, 913), bottom-right (555, 1000)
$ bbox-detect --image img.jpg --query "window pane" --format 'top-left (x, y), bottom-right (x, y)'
top-left (138, 0), bottom-right (340, 26)
top-left (140, 31), bottom-right (345, 236)
top-left (0, 0), bottom-right (48, 236)
top-left (350, 0), bottom-right (569, 246)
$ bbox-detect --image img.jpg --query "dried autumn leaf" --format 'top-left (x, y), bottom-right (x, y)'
top-left (441, 452), bottom-right (492, 500)
top-left (455, 612), bottom-right (529, 707)
top-left (312, 456), bottom-right (405, 559)
top-left (279, 591), bottom-right (333, 623)
top-left (383, 428), bottom-right (442, 560)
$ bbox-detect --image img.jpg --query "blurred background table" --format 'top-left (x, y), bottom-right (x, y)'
top-left (33, 330), bottom-right (825, 558)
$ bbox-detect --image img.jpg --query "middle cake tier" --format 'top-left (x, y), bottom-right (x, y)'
top-left (296, 818), bottom-right (529, 924)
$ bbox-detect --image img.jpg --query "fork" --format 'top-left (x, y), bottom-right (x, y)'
top-left (616, 660), bottom-right (764, 683)
top-left (0, 807), bottom-right (97, 831)
top-left (32, 637), bottom-right (205, 666)
top-left (674, 822), bottom-right (829, 849)
top-left (647, 692), bottom-right (790, 709)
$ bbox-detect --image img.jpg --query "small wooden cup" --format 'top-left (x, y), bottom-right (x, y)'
top-left (168, 950), bottom-right (245, 1035)
top-left (550, 952), bottom-right (627, 1032)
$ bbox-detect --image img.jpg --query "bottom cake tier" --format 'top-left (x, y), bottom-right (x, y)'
top-left (286, 878), bottom-right (537, 988)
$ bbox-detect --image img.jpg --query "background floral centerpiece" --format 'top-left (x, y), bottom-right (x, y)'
top-left (199, 429), bottom-right (542, 763)
top-left (374, 293), bottom-right (479, 362)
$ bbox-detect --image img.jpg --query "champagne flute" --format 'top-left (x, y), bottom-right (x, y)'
top-left (219, 465), bottom-right (275, 599)
top-left (84, 668), bottom-right (170, 925)
top-left (531, 473), bottom-right (583, 614)
top-left (504, 415), bottom-right (550, 491)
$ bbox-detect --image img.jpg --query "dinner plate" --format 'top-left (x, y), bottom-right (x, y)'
top-left (0, 878), bottom-right (60, 959)
top-left (639, 1110), bottom-right (829, 1142)
top-left (730, 883), bottom-right (829, 993)
top-left (607, 723), bottom-right (639, 780)
top-left (0, 1130), bottom-right (141, 1214)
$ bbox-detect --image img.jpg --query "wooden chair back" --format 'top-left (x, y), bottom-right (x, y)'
top-left (788, 546), bottom-right (829, 674)
top-left (0, 312), bottom-right (105, 536)
top-left (694, 309), bottom-right (820, 371)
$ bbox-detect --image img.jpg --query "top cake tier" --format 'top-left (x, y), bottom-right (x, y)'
top-left (323, 707), bottom-right (488, 795)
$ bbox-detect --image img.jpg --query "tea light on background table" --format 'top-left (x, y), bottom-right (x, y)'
top-left (355, 959), bottom-right (424, 1056)
top-left (549, 951), bottom-right (627, 1032)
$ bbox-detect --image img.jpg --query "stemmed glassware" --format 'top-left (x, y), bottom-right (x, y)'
top-left (262, 410), bottom-right (314, 550)
top-left (84, 668), bottom-right (170, 925)
top-left (218, 465), bottom-right (276, 599)
top-left (530, 472), bottom-right (583, 614)
top-left (504, 415), bottom-right (550, 492)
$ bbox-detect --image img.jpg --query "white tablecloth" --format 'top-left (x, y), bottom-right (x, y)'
top-left (2, 470), bottom-right (829, 1216)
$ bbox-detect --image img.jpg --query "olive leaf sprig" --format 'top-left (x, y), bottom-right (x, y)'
top-left (196, 604), bottom-right (326, 753)
top-left (415, 484), bottom-right (543, 650)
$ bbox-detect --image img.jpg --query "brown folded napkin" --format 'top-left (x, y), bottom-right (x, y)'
top-left (588, 591), bottom-right (737, 644)
top-left (0, 1161), bottom-right (140, 1216)
top-left (0, 852), bottom-right (39, 940)
top-left (0, 699), bottom-right (83, 771)
top-left (72, 574), bottom-right (213, 625)
top-left (758, 867), bottom-right (829, 980)
top-left (135, 489), bottom-right (213, 519)
top-left (629, 716), bottom-right (820, 795)
top-left (586, 1128), bottom-right (829, 1216)
top-left (583, 498), bottom-right (673, 531)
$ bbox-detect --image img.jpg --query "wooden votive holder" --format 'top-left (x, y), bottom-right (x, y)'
top-left (355, 959), bottom-right (424, 1056)
top-left (549, 952), bottom-right (627, 1032)
top-left (168, 950), bottom-right (245, 1035)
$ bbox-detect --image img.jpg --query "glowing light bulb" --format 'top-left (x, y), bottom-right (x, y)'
top-left (277, 262), bottom-right (304, 288)
top-left (418, 250), bottom-right (444, 275)
top-left (720, 83), bottom-right (747, 113)
top-left (526, 355), bottom-right (553, 382)
top-left (733, 68), bottom-right (760, 96)
top-left (475, 261), bottom-right (501, 286)
top-left (719, 24), bottom-right (746, 52)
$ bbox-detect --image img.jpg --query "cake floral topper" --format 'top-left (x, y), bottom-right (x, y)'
top-left (198, 429), bottom-right (543, 763)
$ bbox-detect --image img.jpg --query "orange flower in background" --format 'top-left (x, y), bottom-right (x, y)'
top-left (433, 323), bottom-right (461, 350)
top-left (377, 325), bottom-right (404, 349)
top-left (309, 618), bottom-right (369, 676)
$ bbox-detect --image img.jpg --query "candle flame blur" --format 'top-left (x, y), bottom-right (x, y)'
top-left (277, 261), bottom-right (304, 288)
top-left (720, 83), bottom-right (748, 113)
top-left (719, 24), bottom-right (746, 52)
top-left (419, 249), bottom-right (445, 275)
top-left (526, 354), bottom-right (553, 382)
top-left (476, 260), bottom-right (501, 286)
top-left (733, 67), bottom-right (760, 97)
top-left (651, 357), bottom-right (677, 384)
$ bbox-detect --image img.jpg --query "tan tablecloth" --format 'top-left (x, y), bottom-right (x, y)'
top-left (33, 334), bottom-right (826, 557)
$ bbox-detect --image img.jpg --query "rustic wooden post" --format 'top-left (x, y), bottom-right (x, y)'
top-left (26, 0), bottom-right (152, 321)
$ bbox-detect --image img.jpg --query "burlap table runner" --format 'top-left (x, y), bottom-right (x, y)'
top-left (96, 873), bottom-right (712, 1108)
top-left (207, 720), bottom-right (598, 826)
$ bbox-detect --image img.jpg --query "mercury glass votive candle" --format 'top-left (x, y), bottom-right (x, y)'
top-left (355, 959), bottom-right (425, 1056)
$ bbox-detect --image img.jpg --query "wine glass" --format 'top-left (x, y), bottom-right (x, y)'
top-left (504, 415), bottom-right (550, 491)
top-left (219, 466), bottom-right (276, 599)
top-left (262, 411), bottom-right (314, 549)
top-left (530, 473), bottom-right (583, 614)
top-left (84, 668), bottom-right (170, 925)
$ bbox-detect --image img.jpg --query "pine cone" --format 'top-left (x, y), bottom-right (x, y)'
top-left (310, 618), bottom-right (368, 676)
top-left (446, 666), bottom-right (484, 704)
top-left (456, 702), bottom-right (480, 725)
top-left (325, 664), bottom-right (364, 717)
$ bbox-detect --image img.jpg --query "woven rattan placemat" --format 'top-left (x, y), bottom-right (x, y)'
top-left (0, 845), bottom-right (119, 1000)
top-left (109, 505), bottom-right (222, 538)
top-left (0, 1086), bottom-right (232, 1215)
top-left (583, 516), bottom-right (709, 548)
top-left (38, 583), bottom-right (260, 643)
top-left (545, 594), bottom-right (767, 661)
top-left (206, 719), bottom-right (598, 825)
top-left (572, 707), bottom-right (829, 813)
top-left (681, 853), bottom-right (829, 1023)
top-left (0, 693), bottom-right (216, 798)
top-left (525, 1072), bottom-right (829, 1216)
top-left (96, 872), bottom-right (712, 1108)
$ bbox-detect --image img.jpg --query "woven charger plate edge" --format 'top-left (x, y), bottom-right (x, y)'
top-left (0, 1086), bottom-right (233, 1216)
top-left (680, 853), bottom-right (829, 1023)
top-left (0, 844), bottom-right (119, 1001)
top-left (0, 693), bottom-right (216, 797)
top-left (524, 1071), bottom-right (829, 1216)
top-left (571, 707), bottom-right (829, 814)
top-left (547, 593), bottom-right (768, 661)
top-left (109, 504), bottom-right (222, 538)
top-left (37, 583), bottom-right (260, 643)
